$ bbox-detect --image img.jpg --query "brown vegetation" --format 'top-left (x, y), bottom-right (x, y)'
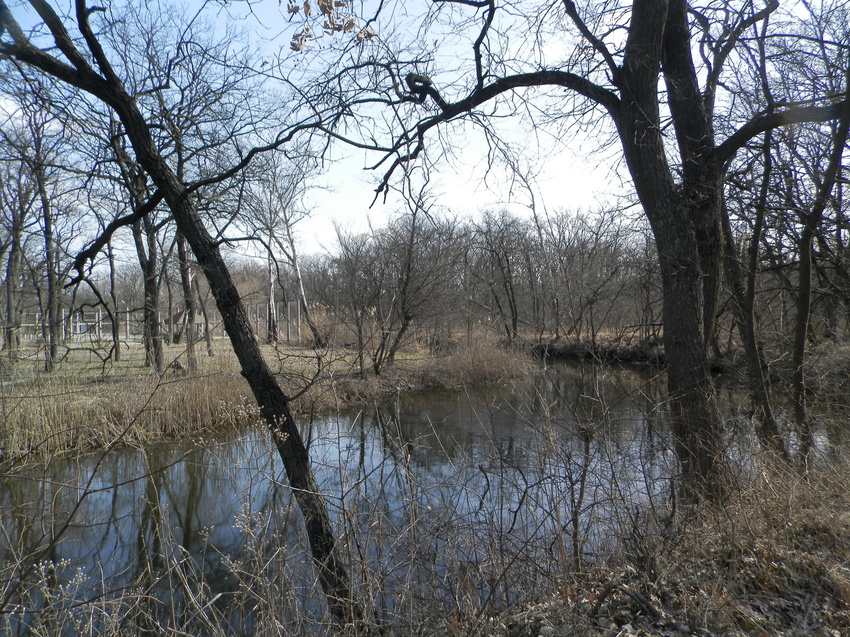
top-left (446, 456), bottom-right (850, 637)
top-left (0, 346), bottom-right (258, 458)
top-left (0, 336), bottom-right (535, 460)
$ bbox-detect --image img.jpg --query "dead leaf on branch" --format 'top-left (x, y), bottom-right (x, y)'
top-left (288, 0), bottom-right (377, 52)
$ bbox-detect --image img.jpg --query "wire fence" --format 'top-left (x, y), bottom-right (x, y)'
top-left (4, 301), bottom-right (303, 345)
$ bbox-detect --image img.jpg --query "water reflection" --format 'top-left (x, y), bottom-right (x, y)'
top-left (0, 363), bottom-right (730, 633)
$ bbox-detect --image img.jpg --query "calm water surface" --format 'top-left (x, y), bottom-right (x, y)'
top-left (0, 363), bottom-right (808, 633)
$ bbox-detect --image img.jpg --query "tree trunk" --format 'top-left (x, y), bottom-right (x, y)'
top-left (656, 220), bottom-right (727, 501)
top-left (133, 219), bottom-right (164, 374)
top-left (3, 213), bottom-right (22, 357)
top-left (94, 46), bottom-right (361, 625)
top-left (168, 186), bottom-right (362, 625)
top-left (615, 0), bottom-right (728, 499)
top-left (194, 278), bottom-right (215, 357)
top-left (285, 220), bottom-right (324, 348)
top-left (176, 232), bottom-right (197, 373)
top-left (107, 240), bottom-right (121, 362)
top-left (723, 215), bottom-right (788, 459)
top-left (34, 162), bottom-right (59, 372)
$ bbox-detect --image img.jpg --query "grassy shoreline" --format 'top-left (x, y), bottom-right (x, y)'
top-left (3, 334), bottom-right (850, 461)
top-left (2, 339), bottom-right (849, 635)
top-left (0, 338), bottom-right (533, 460)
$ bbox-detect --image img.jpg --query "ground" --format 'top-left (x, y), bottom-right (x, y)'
top-left (442, 468), bottom-right (850, 637)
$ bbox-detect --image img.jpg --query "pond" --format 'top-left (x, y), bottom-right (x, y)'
top-left (0, 363), bottom-right (806, 634)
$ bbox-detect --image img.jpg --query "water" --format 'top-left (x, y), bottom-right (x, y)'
top-left (0, 363), bottom-right (778, 634)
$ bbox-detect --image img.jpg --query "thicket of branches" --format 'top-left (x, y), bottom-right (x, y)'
top-left (1, 0), bottom-right (849, 630)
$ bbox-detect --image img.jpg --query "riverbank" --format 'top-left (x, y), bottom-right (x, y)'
top-left (5, 334), bottom-right (850, 461)
top-left (443, 459), bottom-right (850, 637)
top-left (0, 337), bottom-right (534, 460)
top-left (532, 337), bottom-right (666, 366)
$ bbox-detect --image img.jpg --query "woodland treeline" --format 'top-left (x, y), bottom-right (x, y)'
top-left (1, 0), bottom-right (850, 626)
top-left (2, 157), bottom-right (848, 380)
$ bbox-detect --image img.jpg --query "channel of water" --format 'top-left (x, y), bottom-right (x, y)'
top-left (0, 362), bottom-right (806, 633)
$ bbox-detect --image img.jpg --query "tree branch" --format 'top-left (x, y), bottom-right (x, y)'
top-left (376, 70), bottom-right (617, 198)
top-left (562, 0), bottom-right (619, 78)
top-left (74, 0), bottom-right (122, 86)
top-left (472, 0), bottom-right (495, 90)
top-left (68, 189), bottom-right (165, 286)
top-left (704, 0), bottom-right (778, 112)
top-left (0, 2), bottom-right (111, 100)
top-left (715, 98), bottom-right (850, 164)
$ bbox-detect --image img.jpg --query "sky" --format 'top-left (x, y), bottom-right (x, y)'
top-left (222, 0), bottom-right (625, 255)
top-left (2, 0), bottom-right (626, 258)
top-left (297, 131), bottom-right (620, 255)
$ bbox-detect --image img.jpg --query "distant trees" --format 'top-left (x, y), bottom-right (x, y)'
top-left (305, 205), bottom-right (655, 367)
top-left (243, 152), bottom-right (325, 348)
top-left (533, 209), bottom-right (635, 348)
top-left (470, 210), bottom-right (529, 344)
top-left (319, 203), bottom-right (464, 375)
top-left (0, 88), bottom-right (78, 369)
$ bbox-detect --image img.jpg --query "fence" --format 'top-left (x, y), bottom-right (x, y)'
top-left (4, 301), bottom-right (302, 346)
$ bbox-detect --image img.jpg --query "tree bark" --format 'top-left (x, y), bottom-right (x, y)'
top-left (33, 160), bottom-right (59, 372)
top-left (614, 0), bottom-right (728, 499)
top-left (107, 240), bottom-right (121, 361)
top-left (3, 199), bottom-right (23, 357)
top-left (132, 218), bottom-right (164, 374)
top-left (176, 232), bottom-right (197, 373)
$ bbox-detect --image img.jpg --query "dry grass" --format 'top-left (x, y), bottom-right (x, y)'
top-left (0, 342), bottom-right (259, 458)
top-left (413, 335), bottom-right (534, 387)
top-left (462, 449), bottom-right (850, 637)
top-left (0, 336), bottom-right (535, 460)
top-left (665, 457), bottom-right (850, 636)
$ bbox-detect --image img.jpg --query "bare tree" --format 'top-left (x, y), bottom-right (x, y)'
top-left (470, 210), bottom-right (528, 344)
top-left (0, 87), bottom-right (75, 370)
top-left (295, 0), bottom-right (850, 498)
top-left (0, 132), bottom-right (36, 357)
top-left (0, 1), bottom-right (361, 624)
top-left (370, 201), bottom-right (460, 373)
top-left (244, 152), bottom-right (325, 348)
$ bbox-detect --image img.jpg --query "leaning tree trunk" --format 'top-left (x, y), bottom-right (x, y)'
top-left (0, 1), bottom-right (361, 621)
top-left (164, 180), bottom-right (362, 625)
top-left (104, 55), bottom-right (361, 628)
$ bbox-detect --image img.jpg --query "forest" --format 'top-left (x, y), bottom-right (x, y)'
top-left (1, 0), bottom-right (850, 635)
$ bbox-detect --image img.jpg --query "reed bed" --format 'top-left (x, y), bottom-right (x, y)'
top-left (0, 338), bottom-right (537, 460)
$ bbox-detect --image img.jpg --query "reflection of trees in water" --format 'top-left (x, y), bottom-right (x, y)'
top-left (0, 435), bottom-right (313, 633)
top-left (309, 364), bottom-right (678, 622)
top-left (0, 364), bottom-right (755, 631)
